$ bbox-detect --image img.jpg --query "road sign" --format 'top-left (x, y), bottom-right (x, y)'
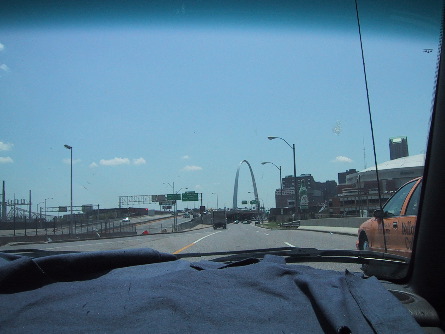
top-left (250, 200), bottom-right (258, 205)
top-left (182, 192), bottom-right (199, 201)
top-left (59, 206), bottom-right (67, 212)
top-left (82, 204), bottom-right (93, 213)
top-left (160, 201), bottom-right (175, 206)
top-left (241, 200), bottom-right (248, 205)
top-left (167, 194), bottom-right (181, 201)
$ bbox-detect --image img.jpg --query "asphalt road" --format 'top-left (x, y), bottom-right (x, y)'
top-left (2, 221), bottom-right (361, 272)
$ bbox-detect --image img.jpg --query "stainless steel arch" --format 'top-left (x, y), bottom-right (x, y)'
top-left (233, 160), bottom-right (259, 210)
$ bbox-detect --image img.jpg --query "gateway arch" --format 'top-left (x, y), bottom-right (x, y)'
top-left (233, 160), bottom-right (259, 210)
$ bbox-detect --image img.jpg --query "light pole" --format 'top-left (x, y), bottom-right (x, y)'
top-left (268, 136), bottom-right (298, 220)
top-left (164, 182), bottom-right (175, 230)
top-left (37, 201), bottom-right (44, 219)
top-left (44, 197), bottom-right (53, 222)
top-left (261, 161), bottom-right (282, 207)
top-left (211, 193), bottom-right (219, 209)
top-left (164, 183), bottom-right (188, 231)
top-left (64, 144), bottom-right (73, 234)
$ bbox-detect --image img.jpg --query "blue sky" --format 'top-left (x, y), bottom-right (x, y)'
top-left (0, 6), bottom-right (441, 211)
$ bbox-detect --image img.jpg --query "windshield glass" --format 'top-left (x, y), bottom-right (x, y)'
top-left (383, 180), bottom-right (417, 217)
top-left (0, 1), bottom-right (441, 278)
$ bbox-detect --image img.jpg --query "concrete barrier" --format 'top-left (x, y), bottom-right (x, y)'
top-left (299, 217), bottom-right (368, 228)
top-left (0, 230), bottom-right (138, 246)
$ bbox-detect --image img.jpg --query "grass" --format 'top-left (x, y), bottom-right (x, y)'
top-left (258, 221), bottom-right (282, 229)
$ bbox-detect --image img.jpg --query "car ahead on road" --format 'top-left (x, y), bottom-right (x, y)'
top-left (122, 217), bottom-right (130, 223)
top-left (356, 177), bottom-right (422, 258)
top-left (242, 220), bottom-right (250, 224)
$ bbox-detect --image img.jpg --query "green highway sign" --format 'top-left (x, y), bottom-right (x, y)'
top-left (167, 194), bottom-right (181, 201)
top-left (182, 192), bottom-right (199, 201)
top-left (241, 200), bottom-right (248, 205)
top-left (250, 200), bottom-right (258, 205)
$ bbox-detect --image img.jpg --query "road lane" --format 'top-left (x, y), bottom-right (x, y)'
top-left (1, 222), bottom-right (362, 272)
top-left (173, 231), bottom-right (222, 254)
top-left (174, 223), bottom-right (361, 272)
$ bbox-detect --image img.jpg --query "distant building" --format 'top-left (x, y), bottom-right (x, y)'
top-left (275, 174), bottom-right (337, 214)
top-left (330, 154), bottom-right (425, 217)
top-left (389, 136), bottom-right (409, 160)
top-left (338, 169), bottom-right (357, 185)
top-left (345, 154), bottom-right (424, 190)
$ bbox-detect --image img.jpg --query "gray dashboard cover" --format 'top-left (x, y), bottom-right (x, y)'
top-left (0, 250), bottom-right (422, 333)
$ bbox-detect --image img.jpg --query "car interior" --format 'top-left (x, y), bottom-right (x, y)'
top-left (1, 1), bottom-right (445, 333)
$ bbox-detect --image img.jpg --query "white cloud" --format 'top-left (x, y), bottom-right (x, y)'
top-left (63, 158), bottom-right (81, 165)
top-left (0, 157), bottom-right (13, 164)
top-left (100, 157), bottom-right (130, 166)
top-left (182, 165), bottom-right (203, 172)
top-left (89, 162), bottom-right (99, 168)
top-left (0, 64), bottom-right (9, 72)
top-left (0, 141), bottom-right (13, 151)
top-left (332, 156), bottom-right (353, 163)
top-left (0, 43), bottom-right (4, 52)
top-left (133, 157), bottom-right (146, 165)
top-left (182, 155), bottom-right (190, 160)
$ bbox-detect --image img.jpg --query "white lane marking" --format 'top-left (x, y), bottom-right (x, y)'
top-left (284, 242), bottom-right (295, 247)
top-left (193, 231), bottom-right (221, 244)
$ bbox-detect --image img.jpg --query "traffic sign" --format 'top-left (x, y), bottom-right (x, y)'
top-left (160, 200), bottom-right (175, 206)
top-left (167, 194), bottom-right (181, 200)
top-left (182, 192), bottom-right (199, 201)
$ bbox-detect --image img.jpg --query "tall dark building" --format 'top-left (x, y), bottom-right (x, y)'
top-left (389, 136), bottom-right (409, 160)
top-left (338, 169), bottom-right (357, 185)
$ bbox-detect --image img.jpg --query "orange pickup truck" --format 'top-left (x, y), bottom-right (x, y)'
top-left (356, 177), bottom-right (422, 258)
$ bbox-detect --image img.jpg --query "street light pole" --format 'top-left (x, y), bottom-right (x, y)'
top-left (268, 136), bottom-right (299, 220)
top-left (175, 186), bottom-right (187, 231)
top-left (165, 182), bottom-right (188, 232)
top-left (261, 161), bottom-right (282, 207)
top-left (164, 182), bottom-right (175, 230)
top-left (44, 197), bottom-right (53, 222)
top-left (64, 144), bottom-right (73, 234)
top-left (211, 193), bottom-right (218, 209)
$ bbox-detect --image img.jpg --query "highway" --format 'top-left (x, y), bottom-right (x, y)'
top-left (2, 220), bottom-right (362, 272)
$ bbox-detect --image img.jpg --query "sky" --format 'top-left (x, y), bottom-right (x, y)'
top-left (0, 1), bottom-right (441, 213)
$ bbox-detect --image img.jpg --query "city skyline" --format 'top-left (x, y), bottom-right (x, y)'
top-left (0, 6), bottom-right (440, 212)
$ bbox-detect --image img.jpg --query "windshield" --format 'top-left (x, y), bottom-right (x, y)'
top-left (0, 1), bottom-right (441, 278)
top-left (383, 180), bottom-right (417, 217)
